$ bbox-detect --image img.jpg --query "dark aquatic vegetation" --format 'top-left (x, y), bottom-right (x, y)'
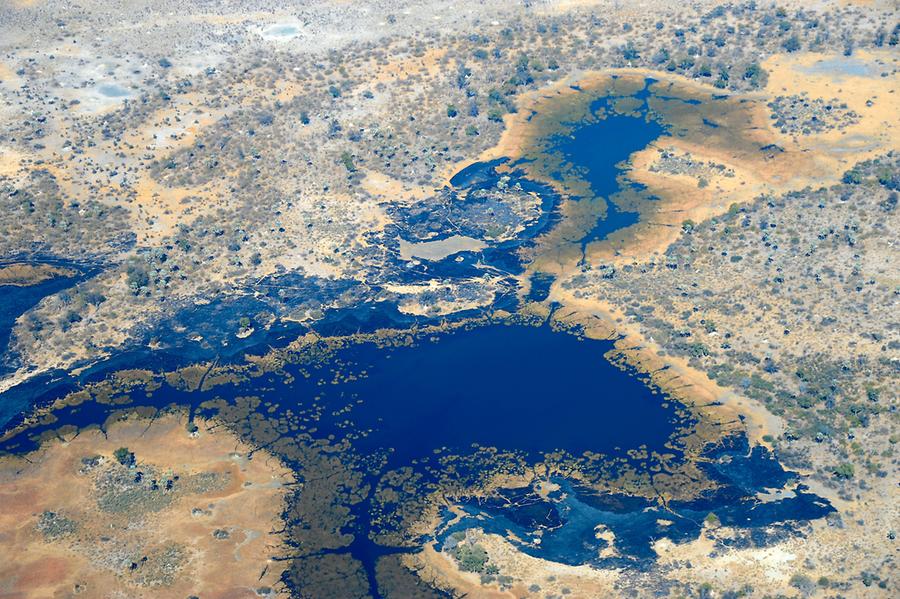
top-left (389, 158), bottom-right (561, 277)
top-left (525, 272), bottom-right (555, 303)
top-left (438, 439), bottom-right (833, 567)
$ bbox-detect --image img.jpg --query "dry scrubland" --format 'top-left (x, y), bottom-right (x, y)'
top-left (0, 0), bottom-right (898, 597)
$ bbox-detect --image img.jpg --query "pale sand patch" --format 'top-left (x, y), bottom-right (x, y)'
top-left (763, 49), bottom-right (898, 155)
top-left (130, 174), bottom-right (221, 243)
top-left (0, 146), bottom-right (24, 179)
top-left (361, 168), bottom-right (436, 203)
top-left (383, 278), bottom-right (499, 317)
top-left (0, 61), bottom-right (18, 83)
top-left (655, 531), bottom-right (798, 585)
top-left (413, 546), bottom-right (514, 599)
top-left (398, 235), bottom-right (487, 261)
top-left (369, 47), bottom-right (447, 85)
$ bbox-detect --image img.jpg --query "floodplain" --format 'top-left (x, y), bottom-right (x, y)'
top-left (0, 1), bottom-right (897, 598)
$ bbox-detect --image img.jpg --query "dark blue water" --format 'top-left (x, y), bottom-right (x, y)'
top-left (538, 78), bottom-right (666, 249)
top-left (0, 262), bottom-right (96, 425)
top-left (0, 283), bottom-right (455, 431)
top-left (557, 88), bottom-right (665, 201)
top-left (320, 323), bottom-right (683, 464)
top-left (0, 292), bottom-right (307, 430)
top-left (0, 82), bottom-right (671, 431)
top-left (0, 318), bottom-right (831, 568)
top-left (0, 320), bottom-right (683, 464)
top-left (0, 323), bottom-right (656, 476)
top-left (581, 203), bottom-right (640, 246)
top-left (448, 157), bottom-right (510, 188)
top-left (403, 79), bottom-right (669, 287)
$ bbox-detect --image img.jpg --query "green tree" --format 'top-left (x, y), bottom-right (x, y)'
top-left (340, 152), bottom-right (356, 172)
top-left (743, 63), bottom-right (767, 87)
top-left (832, 463), bottom-right (854, 479)
top-left (783, 35), bottom-right (801, 53)
top-left (126, 264), bottom-right (150, 295)
top-left (114, 447), bottom-right (135, 467)
top-left (454, 543), bottom-right (489, 573)
top-left (842, 170), bottom-right (862, 185)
